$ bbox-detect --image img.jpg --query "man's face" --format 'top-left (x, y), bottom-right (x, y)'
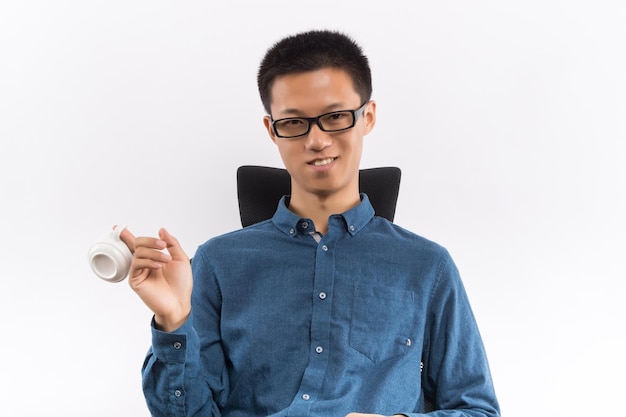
top-left (263, 68), bottom-right (376, 201)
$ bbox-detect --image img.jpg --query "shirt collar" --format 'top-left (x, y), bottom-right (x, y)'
top-left (272, 193), bottom-right (376, 237)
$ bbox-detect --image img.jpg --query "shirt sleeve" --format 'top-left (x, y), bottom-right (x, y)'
top-left (142, 313), bottom-right (220, 416)
top-left (408, 250), bottom-right (501, 417)
top-left (141, 248), bottom-right (227, 417)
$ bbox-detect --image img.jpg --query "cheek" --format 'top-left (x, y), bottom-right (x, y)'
top-left (345, 136), bottom-right (364, 160)
top-left (275, 143), bottom-right (297, 166)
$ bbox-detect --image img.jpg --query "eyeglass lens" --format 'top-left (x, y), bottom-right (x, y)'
top-left (274, 111), bottom-right (355, 137)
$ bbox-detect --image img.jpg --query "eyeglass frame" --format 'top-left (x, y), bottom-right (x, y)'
top-left (270, 101), bottom-right (369, 139)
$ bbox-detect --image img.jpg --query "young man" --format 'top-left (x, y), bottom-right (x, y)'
top-left (122, 30), bottom-right (500, 417)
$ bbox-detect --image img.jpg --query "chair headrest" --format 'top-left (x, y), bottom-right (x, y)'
top-left (237, 165), bottom-right (401, 227)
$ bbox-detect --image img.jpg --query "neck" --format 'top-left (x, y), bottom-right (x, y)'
top-left (288, 189), bottom-right (361, 235)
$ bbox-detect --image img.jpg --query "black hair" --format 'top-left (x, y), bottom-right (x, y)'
top-left (257, 30), bottom-right (372, 114)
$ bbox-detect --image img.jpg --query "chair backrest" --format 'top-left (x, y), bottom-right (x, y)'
top-left (236, 165), bottom-right (401, 227)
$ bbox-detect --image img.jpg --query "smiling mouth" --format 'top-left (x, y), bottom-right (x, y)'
top-left (310, 157), bottom-right (336, 166)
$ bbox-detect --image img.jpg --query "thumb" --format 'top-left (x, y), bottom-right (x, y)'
top-left (159, 228), bottom-right (188, 261)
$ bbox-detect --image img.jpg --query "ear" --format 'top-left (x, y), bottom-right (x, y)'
top-left (362, 100), bottom-right (377, 136)
top-left (263, 115), bottom-right (278, 145)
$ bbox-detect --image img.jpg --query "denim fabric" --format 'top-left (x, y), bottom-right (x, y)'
top-left (142, 194), bottom-right (500, 417)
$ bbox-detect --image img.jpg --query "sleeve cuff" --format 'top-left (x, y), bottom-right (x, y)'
top-left (150, 311), bottom-right (197, 364)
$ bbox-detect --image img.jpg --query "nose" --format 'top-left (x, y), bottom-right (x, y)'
top-left (304, 123), bottom-right (332, 151)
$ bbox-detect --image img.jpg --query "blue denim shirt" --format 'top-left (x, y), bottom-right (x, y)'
top-left (142, 195), bottom-right (500, 417)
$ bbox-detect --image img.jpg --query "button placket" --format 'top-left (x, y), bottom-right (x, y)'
top-left (296, 230), bottom-right (334, 412)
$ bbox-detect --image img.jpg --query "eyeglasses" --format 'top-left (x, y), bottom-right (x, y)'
top-left (270, 102), bottom-right (368, 138)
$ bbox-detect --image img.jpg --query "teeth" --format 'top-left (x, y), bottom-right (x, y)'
top-left (313, 158), bottom-right (334, 166)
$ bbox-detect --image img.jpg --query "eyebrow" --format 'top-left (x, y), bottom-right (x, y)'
top-left (278, 103), bottom-right (349, 117)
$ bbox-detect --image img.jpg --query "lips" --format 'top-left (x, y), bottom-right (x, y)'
top-left (310, 157), bottom-right (336, 166)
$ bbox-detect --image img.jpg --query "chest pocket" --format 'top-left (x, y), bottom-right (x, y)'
top-left (349, 284), bottom-right (415, 363)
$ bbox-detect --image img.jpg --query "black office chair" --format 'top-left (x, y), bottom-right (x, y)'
top-left (236, 165), bottom-right (402, 227)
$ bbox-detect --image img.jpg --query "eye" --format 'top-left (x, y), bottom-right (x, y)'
top-left (321, 111), bottom-right (352, 129)
top-left (277, 118), bottom-right (306, 128)
top-left (328, 112), bottom-right (347, 121)
top-left (274, 118), bottom-right (309, 137)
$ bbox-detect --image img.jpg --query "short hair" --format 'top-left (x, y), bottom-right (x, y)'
top-left (257, 30), bottom-right (372, 114)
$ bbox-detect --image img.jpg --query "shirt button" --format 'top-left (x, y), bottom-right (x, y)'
top-left (302, 394), bottom-right (310, 401)
top-left (301, 221), bottom-right (309, 229)
top-left (289, 228), bottom-right (295, 235)
top-left (173, 342), bottom-right (182, 349)
top-left (319, 292), bottom-right (327, 300)
top-left (322, 245), bottom-right (328, 251)
top-left (349, 225), bottom-right (355, 231)
top-left (174, 389), bottom-right (182, 397)
top-left (315, 346), bottom-right (323, 354)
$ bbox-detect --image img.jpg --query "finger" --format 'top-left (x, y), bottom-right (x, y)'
top-left (133, 236), bottom-right (167, 252)
top-left (128, 245), bottom-right (169, 280)
top-left (118, 226), bottom-right (136, 253)
top-left (159, 228), bottom-right (189, 261)
top-left (345, 414), bottom-right (385, 417)
top-left (134, 245), bottom-right (172, 263)
top-left (130, 256), bottom-right (166, 274)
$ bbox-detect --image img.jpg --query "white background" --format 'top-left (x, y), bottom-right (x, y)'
top-left (1, 1), bottom-right (624, 416)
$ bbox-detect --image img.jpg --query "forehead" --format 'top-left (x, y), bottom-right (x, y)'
top-left (269, 68), bottom-right (360, 115)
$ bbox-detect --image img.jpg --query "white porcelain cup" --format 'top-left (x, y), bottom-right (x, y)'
top-left (88, 225), bottom-right (133, 283)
